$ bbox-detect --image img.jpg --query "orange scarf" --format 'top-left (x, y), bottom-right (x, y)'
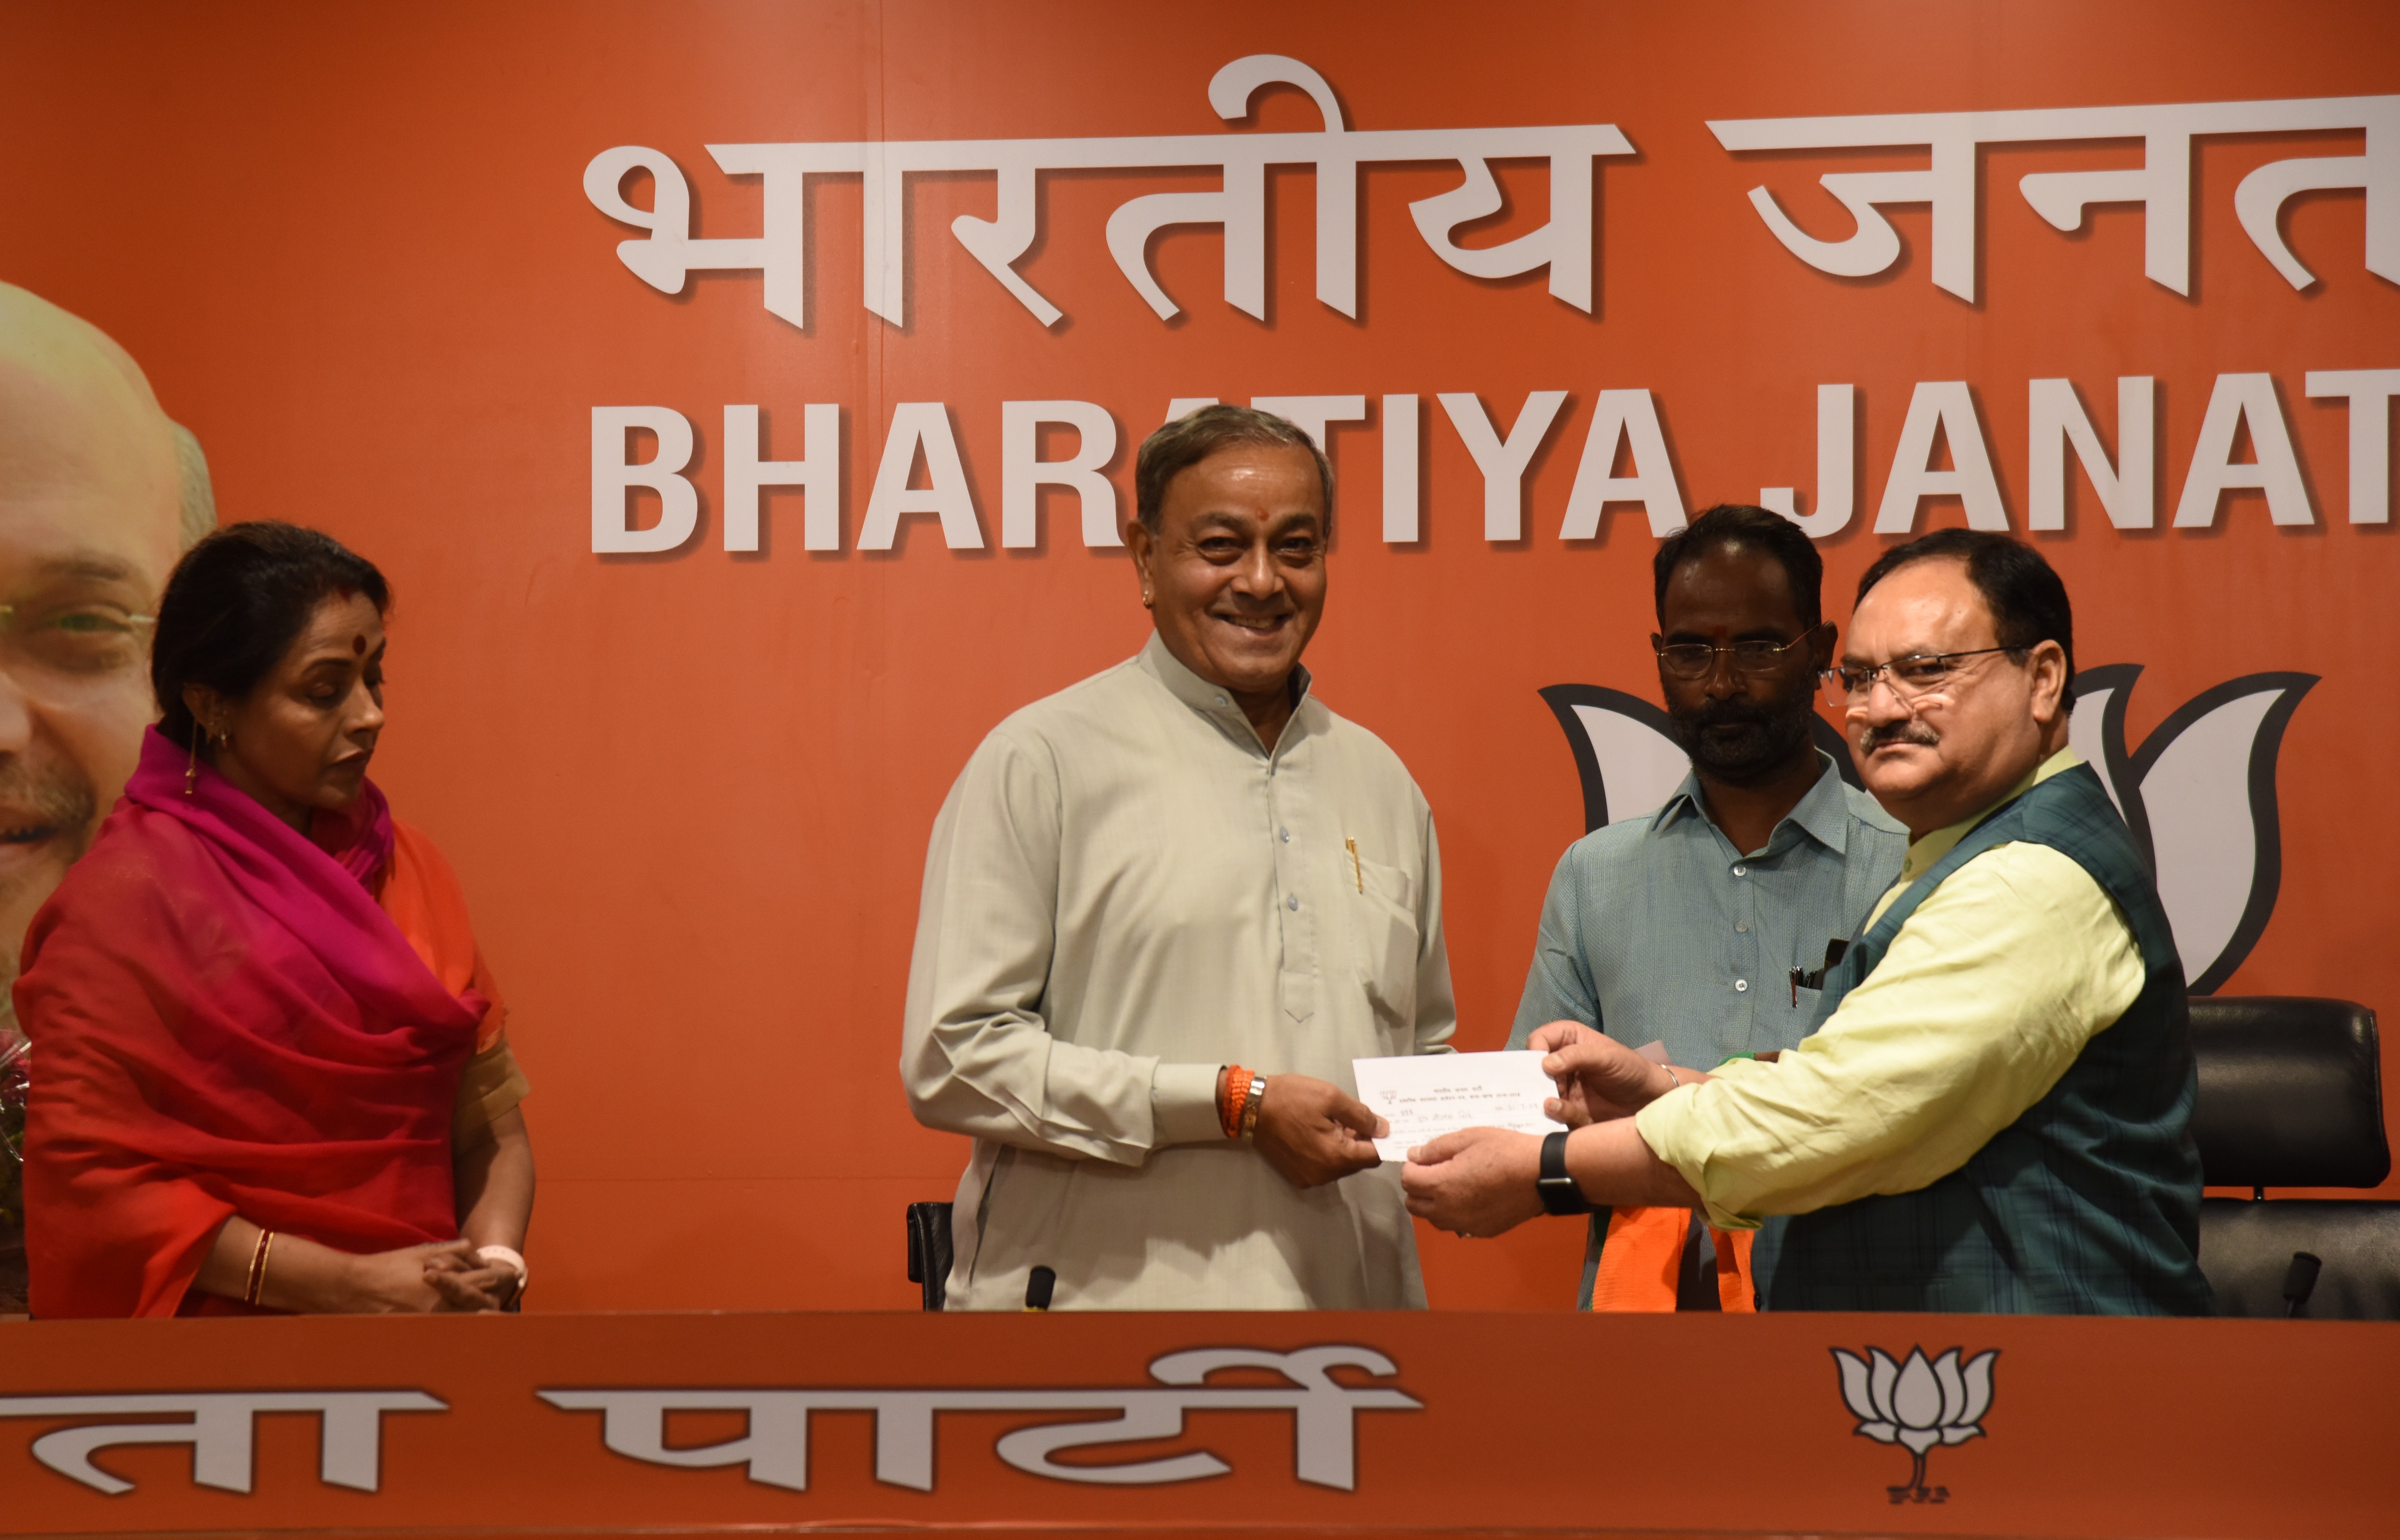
top-left (1589, 1205), bottom-right (1756, 1312)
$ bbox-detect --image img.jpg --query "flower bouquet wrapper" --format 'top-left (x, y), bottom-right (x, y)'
top-left (0, 1035), bottom-right (27, 1314)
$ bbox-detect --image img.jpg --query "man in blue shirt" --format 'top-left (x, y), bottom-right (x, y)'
top-left (1507, 504), bottom-right (1905, 1308)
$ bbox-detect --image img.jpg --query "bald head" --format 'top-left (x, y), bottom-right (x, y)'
top-left (0, 284), bottom-right (205, 1031)
top-left (0, 284), bottom-right (187, 564)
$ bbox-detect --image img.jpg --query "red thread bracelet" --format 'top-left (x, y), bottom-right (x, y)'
top-left (1219, 1066), bottom-right (1255, 1141)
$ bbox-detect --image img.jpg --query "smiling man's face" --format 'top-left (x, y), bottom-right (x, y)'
top-left (0, 287), bottom-right (186, 1021)
top-left (1129, 442), bottom-right (1328, 718)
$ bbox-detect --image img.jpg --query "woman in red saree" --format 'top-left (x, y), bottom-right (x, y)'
top-left (17, 521), bottom-right (533, 1316)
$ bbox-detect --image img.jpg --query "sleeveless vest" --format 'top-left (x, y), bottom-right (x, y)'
top-left (1768, 763), bottom-right (2212, 1315)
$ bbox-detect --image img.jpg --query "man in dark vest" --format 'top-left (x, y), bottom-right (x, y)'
top-left (1403, 529), bottom-right (2211, 1313)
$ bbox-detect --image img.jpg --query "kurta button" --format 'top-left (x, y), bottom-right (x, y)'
top-left (1732, 864), bottom-right (1748, 877)
top-left (1734, 978), bottom-right (1749, 992)
top-left (1215, 695), bottom-right (1228, 706)
top-left (1735, 921), bottom-right (1749, 933)
top-left (1280, 828), bottom-right (1290, 842)
top-left (1287, 894), bottom-right (1300, 911)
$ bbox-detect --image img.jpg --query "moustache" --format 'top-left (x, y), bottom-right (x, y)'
top-left (1859, 720), bottom-right (1942, 753)
top-left (1676, 695), bottom-right (1778, 734)
top-left (0, 755), bottom-right (97, 839)
top-left (1668, 685), bottom-right (1819, 787)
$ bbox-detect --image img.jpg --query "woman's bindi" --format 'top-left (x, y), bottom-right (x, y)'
top-left (351, 635), bottom-right (367, 655)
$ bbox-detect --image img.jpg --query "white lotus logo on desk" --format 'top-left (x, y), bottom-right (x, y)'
top-left (1832, 1345), bottom-right (1996, 1504)
top-left (1540, 664), bottom-right (2316, 993)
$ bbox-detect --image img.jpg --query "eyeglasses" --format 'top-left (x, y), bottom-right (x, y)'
top-left (1653, 628), bottom-right (1820, 681)
top-left (1823, 646), bottom-right (2019, 711)
top-left (0, 601), bottom-right (157, 685)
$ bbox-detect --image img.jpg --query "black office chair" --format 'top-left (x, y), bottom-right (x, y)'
top-left (2190, 997), bottom-right (2400, 1318)
top-left (905, 1201), bottom-right (953, 1312)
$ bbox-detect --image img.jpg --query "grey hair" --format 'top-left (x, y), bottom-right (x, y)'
top-left (168, 421), bottom-right (216, 550)
top-left (1133, 403), bottom-right (1333, 535)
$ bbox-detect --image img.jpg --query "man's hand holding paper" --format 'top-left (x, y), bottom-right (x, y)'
top-left (1527, 1023), bottom-right (1706, 1128)
top-left (1251, 1075), bottom-right (1388, 1188)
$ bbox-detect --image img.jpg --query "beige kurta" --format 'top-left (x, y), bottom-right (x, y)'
top-left (902, 634), bottom-right (1456, 1310)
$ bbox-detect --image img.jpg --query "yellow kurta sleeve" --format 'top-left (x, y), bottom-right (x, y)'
top-left (1635, 839), bottom-right (2146, 1229)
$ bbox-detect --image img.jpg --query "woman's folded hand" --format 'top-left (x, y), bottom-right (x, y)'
top-left (340, 1238), bottom-right (490, 1313)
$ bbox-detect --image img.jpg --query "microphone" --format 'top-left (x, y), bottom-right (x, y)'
top-left (1023, 1265), bottom-right (1057, 1312)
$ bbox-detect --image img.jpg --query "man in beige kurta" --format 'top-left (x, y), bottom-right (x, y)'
top-left (902, 407), bottom-right (1455, 1310)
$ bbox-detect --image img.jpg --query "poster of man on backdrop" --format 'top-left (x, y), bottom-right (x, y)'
top-left (0, 0), bottom-right (2391, 1310)
top-left (0, 283), bottom-right (212, 1309)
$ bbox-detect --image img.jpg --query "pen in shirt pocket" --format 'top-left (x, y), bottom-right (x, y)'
top-left (1789, 939), bottom-right (1850, 1007)
top-left (1345, 837), bottom-right (1363, 892)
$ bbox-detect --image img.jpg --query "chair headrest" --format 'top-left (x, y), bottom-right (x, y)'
top-left (2190, 996), bottom-right (2389, 1188)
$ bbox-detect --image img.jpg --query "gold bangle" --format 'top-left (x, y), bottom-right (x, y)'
top-left (1238, 1075), bottom-right (1267, 1142)
top-left (244, 1229), bottom-right (275, 1308)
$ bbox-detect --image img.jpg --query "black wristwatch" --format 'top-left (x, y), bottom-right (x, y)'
top-left (1536, 1130), bottom-right (1592, 1216)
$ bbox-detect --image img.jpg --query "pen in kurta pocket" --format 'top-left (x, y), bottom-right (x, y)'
top-left (1346, 838), bottom-right (1362, 891)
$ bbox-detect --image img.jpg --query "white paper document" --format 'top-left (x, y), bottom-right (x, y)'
top-left (1352, 1050), bottom-right (1560, 1163)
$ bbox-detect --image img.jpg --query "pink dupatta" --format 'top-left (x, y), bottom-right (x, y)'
top-left (17, 727), bottom-right (485, 1317)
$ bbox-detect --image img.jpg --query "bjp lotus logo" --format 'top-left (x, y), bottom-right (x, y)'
top-left (1832, 1345), bottom-right (1997, 1504)
top-left (1541, 664), bottom-right (2315, 993)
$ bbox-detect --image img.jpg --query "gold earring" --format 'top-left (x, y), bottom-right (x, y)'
top-left (1141, 589), bottom-right (1154, 608)
top-left (185, 720), bottom-right (201, 795)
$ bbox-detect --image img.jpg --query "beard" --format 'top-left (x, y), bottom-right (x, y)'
top-left (1669, 680), bottom-right (1822, 788)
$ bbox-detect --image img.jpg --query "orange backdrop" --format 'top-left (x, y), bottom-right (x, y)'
top-left (1, 0), bottom-right (2393, 1310)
